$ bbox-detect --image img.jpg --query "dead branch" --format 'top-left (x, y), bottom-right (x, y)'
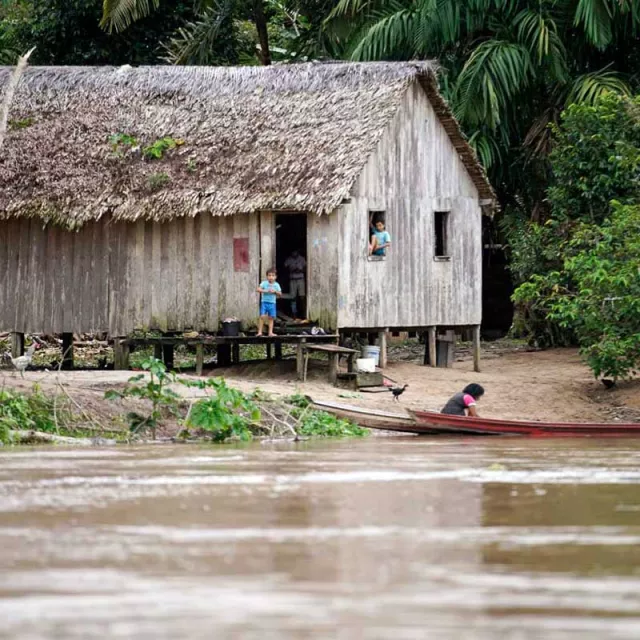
top-left (0, 48), bottom-right (35, 151)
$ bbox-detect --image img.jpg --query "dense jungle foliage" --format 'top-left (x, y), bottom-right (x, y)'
top-left (1, 0), bottom-right (639, 377)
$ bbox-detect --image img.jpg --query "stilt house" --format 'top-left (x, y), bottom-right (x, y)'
top-left (0, 62), bottom-right (495, 342)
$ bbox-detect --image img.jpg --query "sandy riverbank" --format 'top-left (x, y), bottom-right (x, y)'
top-left (2, 342), bottom-right (639, 430)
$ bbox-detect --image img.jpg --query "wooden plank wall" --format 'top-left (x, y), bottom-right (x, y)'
top-left (307, 212), bottom-right (339, 330)
top-left (338, 81), bottom-right (482, 329)
top-left (0, 218), bottom-right (110, 334)
top-left (0, 213), bottom-right (261, 335)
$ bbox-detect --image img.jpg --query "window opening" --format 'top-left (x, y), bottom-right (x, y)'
top-left (368, 210), bottom-right (389, 259)
top-left (434, 211), bottom-right (449, 258)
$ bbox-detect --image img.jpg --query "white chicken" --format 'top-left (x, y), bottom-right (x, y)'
top-left (5, 344), bottom-right (37, 377)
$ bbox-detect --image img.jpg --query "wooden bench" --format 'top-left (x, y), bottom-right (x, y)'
top-left (298, 343), bottom-right (358, 385)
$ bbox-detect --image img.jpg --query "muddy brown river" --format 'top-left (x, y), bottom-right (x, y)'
top-left (1, 437), bottom-right (640, 639)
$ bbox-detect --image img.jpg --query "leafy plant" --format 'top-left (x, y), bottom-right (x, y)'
top-left (542, 204), bottom-right (640, 380)
top-left (296, 408), bottom-right (367, 438)
top-left (9, 116), bottom-right (34, 130)
top-left (286, 392), bottom-right (310, 408)
top-left (285, 394), bottom-right (368, 437)
top-left (0, 386), bottom-right (74, 441)
top-left (142, 136), bottom-right (184, 160)
top-left (146, 171), bottom-right (170, 191)
top-left (509, 93), bottom-right (640, 349)
top-left (109, 132), bottom-right (138, 153)
top-left (184, 377), bottom-right (261, 442)
top-left (105, 357), bottom-right (181, 438)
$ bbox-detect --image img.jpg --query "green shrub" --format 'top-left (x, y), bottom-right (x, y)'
top-left (185, 377), bottom-right (260, 442)
top-left (0, 386), bottom-right (73, 442)
top-left (285, 395), bottom-right (368, 438)
top-left (105, 357), bottom-right (181, 438)
top-left (509, 93), bottom-right (640, 356)
top-left (549, 204), bottom-right (640, 379)
top-left (296, 409), bottom-right (368, 438)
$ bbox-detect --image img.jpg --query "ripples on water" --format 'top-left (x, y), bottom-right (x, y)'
top-left (1, 438), bottom-right (640, 639)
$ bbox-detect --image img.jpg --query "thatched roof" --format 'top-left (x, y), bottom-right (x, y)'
top-left (0, 62), bottom-right (494, 227)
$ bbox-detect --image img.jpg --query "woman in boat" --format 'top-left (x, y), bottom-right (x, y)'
top-left (441, 384), bottom-right (485, 417)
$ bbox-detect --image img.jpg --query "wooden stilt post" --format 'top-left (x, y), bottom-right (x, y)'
top-left (428, 326), bottom-right (437, 367)
top-left (113, 338), bottom-right (124, 370)
top-left (473, 325), bottom-right (481, 373)
top-left (232, 343), bottom-right (240, 364)
top-left (378, 329), bottom-right (388, 369)
top-left (217, 344), bottom-right (231, 367)
top-left (275, 342), bottom-right (283, 360)
top-left (162, 344), bottom-right (174, 371)
top-left (296, 339), bottom-right (306, 380)
top-left (195, 344), bottom-right (204, 376)
top-left (328, 353), bottom-right (338, 385)
top-left (154, 344), bottom-right (163, 361)
top-left (10, 332), bottom-right (24, 358)
top-left (61, 333), bottom-right (74, 370)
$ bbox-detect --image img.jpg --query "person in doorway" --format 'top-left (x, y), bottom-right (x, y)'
top-left (284, 249), bottom-right (306, 319)
top-left (441, 383), bottom-right (485, 417)
top-left (256, 267), bottom-right (281, 337)
top-left (369, 219), bottom-right (391, 256)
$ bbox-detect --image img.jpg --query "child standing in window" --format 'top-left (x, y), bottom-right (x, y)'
top-left (369, 219), bottom-right (391, 256)
top-left (256, 267), bottom-right (281, 337)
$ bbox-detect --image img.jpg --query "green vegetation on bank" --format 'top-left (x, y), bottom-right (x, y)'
top-left (510, 94), bottom-right (640, 380)
top-left (0, 358), bottom-right (368, 445)
top-left (0, 386), bottom-right (122, 445)
top-left (103, 357), bottom-right (369, 442)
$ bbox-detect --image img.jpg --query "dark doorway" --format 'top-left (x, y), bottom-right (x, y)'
top-left (275, 213), bottom-right (307, 319)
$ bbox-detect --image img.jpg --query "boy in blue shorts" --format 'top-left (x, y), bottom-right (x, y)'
top-left (256, 267), bottom-right (282, 336)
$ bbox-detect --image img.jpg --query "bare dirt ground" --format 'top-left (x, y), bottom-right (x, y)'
top-left (2, 340), bottom-right (639, 428)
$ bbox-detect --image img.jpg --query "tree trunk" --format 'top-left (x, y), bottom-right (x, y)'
top-left (253, 0), bottom-right (271, 66)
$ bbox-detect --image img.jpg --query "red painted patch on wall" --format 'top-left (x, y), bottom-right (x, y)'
top-left (233, 237), bottom-right (250, 272)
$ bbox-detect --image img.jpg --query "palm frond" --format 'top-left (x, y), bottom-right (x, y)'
top-left (454, 40), bottom-right (533, 130)
top-left (101, 0), bottom-right (160, 33)
top-left (573, 0), bottom-right (613, 48)
top-left (329, 0), bottom-right (374, 19)
top-left (350, 8), bottom-right (416, 60)
top-left (567, 68), bottom-right (630, 105)
top-left (468, 129), bottom-right (503, 169)
top-left (163, 0), bottom-right (236, 65)
top-left (514, 9), bottom-right (567, 80)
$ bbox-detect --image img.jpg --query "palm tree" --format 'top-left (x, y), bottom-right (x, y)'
top-left (101, 0), bottom-right (273, 65)
top-left (328, 0), bottom-right (638, 209)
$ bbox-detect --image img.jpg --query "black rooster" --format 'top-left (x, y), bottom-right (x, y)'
top-left (390, 384), bottom-right (408, 401)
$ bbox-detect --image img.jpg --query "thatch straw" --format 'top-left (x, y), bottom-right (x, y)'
top-left (0, 62), bottom-right (494, 226)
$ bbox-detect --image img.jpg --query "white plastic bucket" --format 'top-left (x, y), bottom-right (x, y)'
top-left (356, 358), bottom-right (376, 373)
top-left (361, 345), bottom-right (380, 366)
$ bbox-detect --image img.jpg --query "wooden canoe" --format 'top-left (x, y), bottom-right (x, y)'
top-left (308, 398), bottom-right (437, 433)
top-left (409, 409), bottom-right (640, 437)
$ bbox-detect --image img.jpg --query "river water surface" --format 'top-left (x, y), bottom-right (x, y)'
top-left (1, 437), bottom-right (640, 639)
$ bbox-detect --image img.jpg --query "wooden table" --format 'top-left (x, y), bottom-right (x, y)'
top-left (299, 343), bottom-right (359, 385)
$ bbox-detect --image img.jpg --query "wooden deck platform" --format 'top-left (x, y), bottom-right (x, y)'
top-left (113, 333), bottom-right (339, 375)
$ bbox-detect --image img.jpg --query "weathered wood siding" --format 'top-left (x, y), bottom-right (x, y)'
top-left (307, 212), bottom-right (339, 330)
top-left (337, 81), bottom-right (482, 329)
top-left (0, 214), bottom-right (261, 335)
top-left (0, 218), bottom-right (110, 334)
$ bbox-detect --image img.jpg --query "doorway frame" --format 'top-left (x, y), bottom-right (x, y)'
top-left (260, 210), bottom-right (309, 319)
